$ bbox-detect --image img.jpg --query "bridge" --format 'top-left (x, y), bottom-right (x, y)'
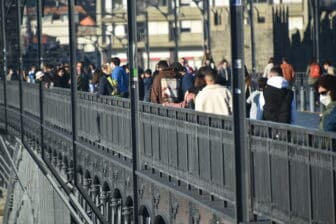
top-left (0, 0), bottom-right (336, 224)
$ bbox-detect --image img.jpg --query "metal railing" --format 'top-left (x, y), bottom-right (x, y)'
top-left (0, 81), bottom-right (335, 224)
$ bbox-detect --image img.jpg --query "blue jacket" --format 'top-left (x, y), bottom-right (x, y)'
top-left (320, 101), bottom-right (336, 132)
top-left (111, 66), bottom-right (128, 94)
top-left (181, 73), bottom-right (194, 96)
top-left (143, 77), bottom-right (153, 102)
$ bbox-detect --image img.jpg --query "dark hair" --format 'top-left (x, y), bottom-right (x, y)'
top-left (91, 69), bottom-right (103, 84)
top-left (309, 57), bottom-right (318, 65)
top-left (268, 57), bottom-right (274, 63)
top-left (219, 58), bottom-right (229, 65)
top-left (109, 57), bottom-right (121, 66)
top-left (269, 66), bottom-right (283, 77)
top-left (258, 78), bottom-right (267, 91)
top-left (317, 75), bottom-right (336, 101)
top-left (202, 67), bottom-right (217, 82)
top-left (156, 60), bottom-right (169, 70)
top-left (144, 69), bottom-right (152, 75)
top-left (170, 62), bottom-right (186, 72)
top-left (323, 60), bottom-right (331, 66)
top-left (282, 57), bottom-right (288, 63)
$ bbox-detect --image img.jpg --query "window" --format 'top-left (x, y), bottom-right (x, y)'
top-left (148, 22), bottom-right (169, 35)
top-left (181, 20), bottom-right (202, 33)
top-left (214, 11), bottom-right (222, 26)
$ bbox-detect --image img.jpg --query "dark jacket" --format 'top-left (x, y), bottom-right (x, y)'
top-left (77, 73), bottom-right (89, 92)
top-left (53, 74), bottom-right (70, 88)
top-left (181, 73), bottom-right (194, 96)
top-left (320, 101), bottom-right (336, 132)
top-left (98, 75), bottom-right (113, 96)
top-left (143, 77), bottom-right (152, 102)
top-left (263, 85), bottom-right (293, 123)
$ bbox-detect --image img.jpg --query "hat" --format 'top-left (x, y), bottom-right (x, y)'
top-left (35, 71), bottom-right (44, 80)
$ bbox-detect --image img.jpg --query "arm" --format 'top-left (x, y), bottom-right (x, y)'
top-left (150, 76), bottom-right (160, 103)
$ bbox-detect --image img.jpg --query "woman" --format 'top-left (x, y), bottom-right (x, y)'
top-left (96, 64), bottom-right (114, 96)
top-left (317, 75), bottom-right (336, 132)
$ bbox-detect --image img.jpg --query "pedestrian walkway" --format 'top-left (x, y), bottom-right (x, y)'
top-left (296, 111), bottom-right (320, 129)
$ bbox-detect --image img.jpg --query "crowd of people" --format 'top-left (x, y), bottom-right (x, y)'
top-left (2, 53), bottom-right (336, 132)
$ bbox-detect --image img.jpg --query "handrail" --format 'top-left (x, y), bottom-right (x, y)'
top-left (0, 81), bottom-right (335, 223)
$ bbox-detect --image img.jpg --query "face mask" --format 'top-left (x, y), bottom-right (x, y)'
top-left (320, 94), bottom-right (331, 106)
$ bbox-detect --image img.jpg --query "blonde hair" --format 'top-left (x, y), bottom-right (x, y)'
top-left (102, 63), bottom-right (112, 75)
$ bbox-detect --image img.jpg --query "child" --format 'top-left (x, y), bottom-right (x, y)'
top-left (246, 78), bottom-right (267, 120)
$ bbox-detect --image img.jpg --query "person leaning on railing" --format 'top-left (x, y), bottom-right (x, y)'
top-left (316, 75), bottom-right (336, 132)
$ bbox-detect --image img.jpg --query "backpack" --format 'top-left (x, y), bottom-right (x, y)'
top-left (310, 64), bottom-right (321, 79)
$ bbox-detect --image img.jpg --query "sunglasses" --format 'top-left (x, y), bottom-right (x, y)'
top-left (319, 91), bottom-right (328, 96)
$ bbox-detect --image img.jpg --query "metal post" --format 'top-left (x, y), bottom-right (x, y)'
top-left (309, 87), bottom-right (314, 112)
top-left (0, 0), bottom-right (8, 133)
top-left (126, 0), bottom-right (139, 223)
top-left (229, 0), bottom-right (249, 223)
top-left (17, 0), bottom-right (24, 141)
top-left (37, 0), bottom-right (44, 69)
top-left (67, 0), bottom-right (78, 187)
top-left (145, 12), bottom-right (150, 69)
top-left (314, 0), bottom-right (320, 62)
top-left (173, 0), bottom-right (179, 61)
top-left (36, 0), bottom-right (45, 160)
top-left (249, 0), bottom-right (256, 74)
top-left (205, 0), bottom-right (211, 52)
top-left (300, 86), bottom-right (304, 111)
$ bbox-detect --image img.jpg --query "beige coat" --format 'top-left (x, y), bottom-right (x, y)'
top-left (195, 84), bottom-right (232, 116)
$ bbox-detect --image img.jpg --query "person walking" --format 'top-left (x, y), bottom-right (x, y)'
top-left (109, 57), bottom-right (129, 97)
top-left (316, 75), bottom-right (336, 132)
top-left (195, 68), bottom-right (232, 115)
top-left (280, 57), bottom-right (295, 84)
top-left (263, 66), bottom-right (296, 124)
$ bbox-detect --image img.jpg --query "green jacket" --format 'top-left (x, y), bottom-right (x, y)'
top-left (320, 101), bottom-right (336, 132)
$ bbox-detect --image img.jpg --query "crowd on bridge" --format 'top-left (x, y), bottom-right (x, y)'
top-left (2, 52), bottom-right (336, 132)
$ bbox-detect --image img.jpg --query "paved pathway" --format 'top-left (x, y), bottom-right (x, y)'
top-left (296, 111), bottom-right (320, 129)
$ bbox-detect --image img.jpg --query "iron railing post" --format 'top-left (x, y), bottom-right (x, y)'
top-left (37, 0), bottom-right (44, 159)
top-left (127, 0), bottom-right (139, 223)
top-left (67, 0), bottom-right (78, 187)
top-left (17, 0), bottom-right (24, 141)
top-left (229, 0), bottom-right (249, 223)
top-left (0, 0), bottom-right (8, 133)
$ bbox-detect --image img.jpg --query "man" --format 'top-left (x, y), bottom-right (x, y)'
top-left (217, 59), bottom-right (232, 87)
top-left (195, 68), bottom-right (232, 116)
top-left (76, 61), bottom-right (89, 92)
top-left (263, 66), bottom-right (296, 124)
top-left (171, 62), bottom-right (194, 97)
top-left (109, 57), bottom-right (129, 97)
top-left (323, 60), bottom-right (336, 76)
top-left (180, 57), bottom-right (194, 74)
top-left (280, 57), bottom-right (295, 84)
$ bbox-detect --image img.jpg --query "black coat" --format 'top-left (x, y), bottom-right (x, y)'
top-left (98, 76), bottom-right (113, 96)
